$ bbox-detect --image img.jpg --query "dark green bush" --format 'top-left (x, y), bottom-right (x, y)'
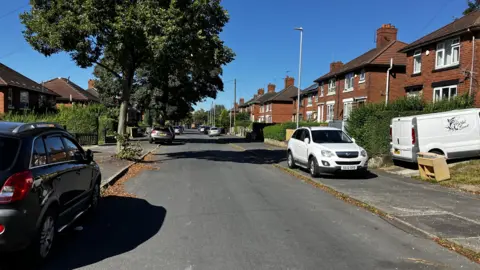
top-left (347, 94), bottom-right (474, 157)
top-left (263, 121), bottom-right (328, 141)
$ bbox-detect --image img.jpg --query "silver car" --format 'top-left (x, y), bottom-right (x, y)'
top-left (208, 127), bottom-right (221, 137)
top-left (149, 127), bottom-right (174, 144)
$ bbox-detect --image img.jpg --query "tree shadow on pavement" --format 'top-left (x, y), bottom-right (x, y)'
top-left (156, 149), bottom-right (287, 165)
top-left (35, 196), bottom-right (167, 270)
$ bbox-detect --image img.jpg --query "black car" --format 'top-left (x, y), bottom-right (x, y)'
top-left (0, 122), bottom-right (101, 261)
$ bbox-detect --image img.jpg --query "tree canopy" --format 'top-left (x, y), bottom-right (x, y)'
top-left (464, 0), bottom-right (480, 14)
top-left (21, 0), bottom-right (234, 151)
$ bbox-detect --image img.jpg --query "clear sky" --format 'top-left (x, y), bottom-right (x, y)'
top-left (0, 0), bottom-right (466, 111)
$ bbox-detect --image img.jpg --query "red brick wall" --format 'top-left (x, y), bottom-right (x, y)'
top-left (0, 89), bottom-right (4, 114)
top-left (271, 102), bottom-right (293, 123)
top-left (404, 33), bottom-right (477, 104)
top-left (250, 104), bottom-right (260, 121)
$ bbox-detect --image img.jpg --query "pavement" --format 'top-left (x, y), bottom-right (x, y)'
top-left (231, 141), bottom-right (480, 254)
top-left (85, 140), bottom-right (158, 185)
top-left (39, 130), bottom-right (478, 269)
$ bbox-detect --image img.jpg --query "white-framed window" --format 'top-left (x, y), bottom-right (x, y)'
top-left (320, 82), bottom-right (324, 97)
top-left (20, 91), bottom-right (29, 109)
top-left (359, 69), bottom-right (365, 83)
top-left (433, 85), bottom-right (457, 102)
top-left (326, 103), bottom-right (334, 121)
top-left (7, 88), bottom-right (13, 108)
top-left (328, 79), bottom-right (336, 94)
top-left (260, 105), bottom-right (264, 113)
top-left (344, 73), bottom-right (354, 91)
top-left (318, 104), bottom-right (324, 122)
top-left (307, 95), bottom-right (313, 106)
top-left (436, 38), bottom-right (460, 69)
top-left (312, 94), bottom-right (317, 103)
top-left (413, 49), bottom-right (422, 74)
top-left (267, 115), bottom-right (272, 123)
top-left (343, 100), bottom-right (353, 120)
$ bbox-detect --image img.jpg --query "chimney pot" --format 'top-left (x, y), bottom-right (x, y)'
top-left (330, 61), bottom-right (344, 72)
top-left (258, 88), bottom-right (265, 95)
top-left (284, 77), bottom-right (295, 88)
top-left (376, 24), bottom-right (398, 48)
top-left (88, 79), bottom-right (95, 89)
top-left (267, 84), bottom-right (276, 93)
top-left (240, 98), bottom-right (245, 105)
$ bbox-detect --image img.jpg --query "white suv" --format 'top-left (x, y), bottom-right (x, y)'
top-left (287, 127), bottom-right (369, 177)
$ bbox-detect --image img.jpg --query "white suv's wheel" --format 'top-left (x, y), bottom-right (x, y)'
top-left (309, 157), bottom-right (319, 177)
top-left (287, 151), bottom-right (296, 169)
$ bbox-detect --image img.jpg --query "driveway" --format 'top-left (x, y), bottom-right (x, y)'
top-left (38, 130), bottom-right (478, 269)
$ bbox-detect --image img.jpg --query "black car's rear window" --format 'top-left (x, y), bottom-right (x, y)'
top-left (0, 136), bottom-right (20, 171)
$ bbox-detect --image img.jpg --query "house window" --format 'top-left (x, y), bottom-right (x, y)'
top-left (20, 91), bottom-right (29, 109)
top-left (306, 111), bottom-right (313, 120)
top-left (326, 104), bottom-right (334, 121)
top-left (260, 105), bottom-right (264, 113)
top-left (312, 94), bottom-right (317, 103)
top-left (433, 85), bottom-right (457, 102)
top-left (307, 95), bottom-right (313, 106)
top-left (359, 69), bottom-right (365, 83)
top-left (320, 82), bottom-right (324, 97)
top-left (344, 73), bottom-right (354, 91)
top-left (343, 101), bottom-right (353, 120)
top-left (328, 79), bottom-right (336, 94)
top-left (413, 49), bottom-right (422, 74)
top-left (267, 116), bottom-right (272, 123)
top-left (7, 88), bottom-right (13, 108)
top-left (436, 38), bottom-right (460, 69)
top-left (39, 94), bottom-right (46, 107)
top-left (406, 87), bottom-right (423, 97)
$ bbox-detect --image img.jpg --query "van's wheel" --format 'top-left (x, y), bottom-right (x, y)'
top-left (429, 149), bottom-right (445, 156)
top-left (287, 151), bottom-right (296, 169)
top-left (309, 157), bottom-right (319, 177)
top-left (29, 208), bottom-right (57, 262)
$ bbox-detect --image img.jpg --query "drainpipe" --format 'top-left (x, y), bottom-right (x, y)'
top-left (385, 58), bottom-right (393, 105)
top-left (469, 32), bottom-right (475, 97)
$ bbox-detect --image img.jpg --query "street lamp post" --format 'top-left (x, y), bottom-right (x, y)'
top-left (294, 27), bottom-right (303, 129)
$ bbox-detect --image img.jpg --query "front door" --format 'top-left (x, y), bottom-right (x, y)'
top-left (318, 105), bottom-right (324, 122)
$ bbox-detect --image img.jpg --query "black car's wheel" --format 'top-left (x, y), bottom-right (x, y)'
top-left (309, 157), bottom-right (319, 177)
top-left (29, 208), bottom-right (57, 262)
top-left (287, 151), bottom-right (296, 169)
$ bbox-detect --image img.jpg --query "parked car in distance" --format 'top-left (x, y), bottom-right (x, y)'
top-left (208, 127), bottom-right (221, 137)
top-left (203, 126), bottom-right (210, 134)
top-left (179, 126), bottom-right (184, 134)
top-left (149, 127), bottom-right (174, 144)
top-left (199, 126), bottom-right (205, 133)
top-left (391, 108), bottom-right (480, 163)
top-left (0, 122), bottom-right (101, 261)
top-left (287, 127), bottom-right (368, 177)
top-left (174, 126), bottom-right (181, 135)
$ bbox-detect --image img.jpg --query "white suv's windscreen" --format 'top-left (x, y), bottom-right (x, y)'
top-left (311, 130), bottom-right (352, 144)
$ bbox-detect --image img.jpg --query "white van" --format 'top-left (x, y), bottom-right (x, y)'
top-left (390, 108), bottom-right (480, 163)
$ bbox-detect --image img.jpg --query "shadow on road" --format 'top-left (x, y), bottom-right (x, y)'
top-left (176, 136), bottom-right (251, 145)
top-left (29, 196), bottom-right (166, 270)
top-left (156, 149), bottom-right (287, 165)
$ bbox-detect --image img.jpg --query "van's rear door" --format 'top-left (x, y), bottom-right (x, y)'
top-left (391, 117), bottom-right (416, 162)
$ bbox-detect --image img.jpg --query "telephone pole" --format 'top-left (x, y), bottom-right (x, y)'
top-left (233, 79), bottom-right (237, 129)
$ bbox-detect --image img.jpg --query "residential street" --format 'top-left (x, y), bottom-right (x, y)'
top-left (40, 130), bottom-right (477, 270)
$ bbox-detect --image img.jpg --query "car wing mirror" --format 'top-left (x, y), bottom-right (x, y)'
top-left (85, 149), bottom-right (94, 163)
top-left (304, 138), bottom-right (310, 144)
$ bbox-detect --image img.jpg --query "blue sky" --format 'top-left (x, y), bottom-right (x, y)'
top-left (0, 0), bottom-right (466, 111)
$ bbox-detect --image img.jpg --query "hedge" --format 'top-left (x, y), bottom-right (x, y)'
top-left (264, 121), bottom-right (328, 141)
top-left (346, 94), bottom-right (475, 157)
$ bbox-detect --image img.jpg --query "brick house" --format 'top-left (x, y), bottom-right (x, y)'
top-left (398, 11), bottom-right (480, 104)
top-left (44, 77), bottom-right (100, 106)
top-left (253, 86), bottom-right (277, 123)
top-left (0, 63), bottom-right (58, 114)
top-left (259, 76), bottom-right (298, 123)
top-left (314, 24), bottom-right (408, 122)
top-left (292, 83), bottom-right (318, 121)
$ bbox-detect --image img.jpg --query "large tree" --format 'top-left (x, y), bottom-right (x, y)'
top-left (21, 0), bottom-right (234, 151)
top-left (464, 0), bottom-right (480, 14)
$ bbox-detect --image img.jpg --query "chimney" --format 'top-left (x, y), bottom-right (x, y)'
top-left (240, 98), bottom-right (245, 105)
top-left (88, 79), bottom-right (95, 89)
top-left (258, 88), bottom-right (265, 95)
top-left (267, 83), bottom-right (276, 93)
top-left (254, 94), bottom-right (258, 99)
top-left (330, 61), bottom-right (344, 72)
top-left (284, 76), bottom-right (295, 88)
top-left (376, 24), bottom-right (397, 48)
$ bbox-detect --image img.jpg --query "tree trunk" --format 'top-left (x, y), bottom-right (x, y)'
top-left (116, 72), bottom-right (133, 153)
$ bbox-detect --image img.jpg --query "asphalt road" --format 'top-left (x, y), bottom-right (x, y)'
top-left (40, 130), bottom-right (477, 270)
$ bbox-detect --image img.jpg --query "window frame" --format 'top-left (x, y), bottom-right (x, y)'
top-left (328, 79), bottom-right (336, 94)
top-left (343, 101), bottom-right (353, 120)
top-left (7, 88), bottom-right (13, 108)
top-left (320, 82), bottom-right (324, 97)
top-left (359, 69), bottom-right (366, 83)
top-left (326, 103), bottom-right (334, 121)
top-left (413, 49), bottom-right (422, 74)
top-left (61, 136), bottom-right (85, 161)
top-left (433, 85), bottom-right (457, 102)
top-left (44, 135), bottom-right (69, 164)
top-left (307, 95), bottom-right (313, 107)
top-left (435, 37), bottom-right (460, 69)
top-left (344, 73), bottom-right (354, 91)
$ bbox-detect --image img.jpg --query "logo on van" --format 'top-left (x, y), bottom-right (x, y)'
top-left (446, 117), bottom-right (469, 131)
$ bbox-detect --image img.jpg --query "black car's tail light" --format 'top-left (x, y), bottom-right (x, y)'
top-left (0, 171), bottom-right (34, 204)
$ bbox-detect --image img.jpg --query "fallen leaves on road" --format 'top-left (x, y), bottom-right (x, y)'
top-left (102, 153), bottom-right (158, 198)
top-left (434, 238), bottom-right (480, 264)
